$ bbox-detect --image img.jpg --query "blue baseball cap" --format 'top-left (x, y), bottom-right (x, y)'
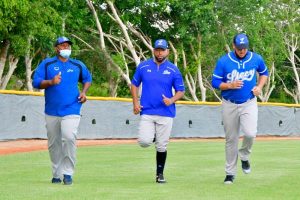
top-left (154, 39), bottom-right (168, 49)
top-left (233, 33), bottom-right (249, 49)
top-left (54, 36), bottom-right (73, 46)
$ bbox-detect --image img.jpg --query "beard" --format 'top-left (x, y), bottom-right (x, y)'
top-left (234, 50), bottom-right (247, 59)
top-left (155, 56), bottom-right (167, 63)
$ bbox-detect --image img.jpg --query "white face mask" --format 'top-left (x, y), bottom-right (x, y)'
top-left (59, 49), bottom-right (71, 58)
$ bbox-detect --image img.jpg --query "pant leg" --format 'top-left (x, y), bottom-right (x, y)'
top-left (45, 115), bottom-right (63, 178)
top-left (239, 98), bottom-right (258, 161)
top-left (60, 115), bottom-right (81, 176)
top-left (154, 116), bottom-right (173, 152)
top-left (138, 115), bottom-right (156, 148)
top-left (222, 100), bottom-right (240, 175)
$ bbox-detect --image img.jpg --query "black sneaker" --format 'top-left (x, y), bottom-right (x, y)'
top-left (241, 160), bottom-right (251, 174)
top-left (224, 175), bottom-right (234, 184)
top-left (51, 178), bottom-right (62, 184)
top-left (156, 174), bottom-right (166, 183)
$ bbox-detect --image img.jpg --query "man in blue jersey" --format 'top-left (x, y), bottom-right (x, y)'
top-left (212, 33), bottom-right (268, 184)
top-left (131, 39), bottom-right (185, 183)
top-left (32, 36), bottom-right (92, 185)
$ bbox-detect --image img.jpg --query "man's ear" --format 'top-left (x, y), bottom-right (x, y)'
top-left (55, 46), bottom-right (59, 53)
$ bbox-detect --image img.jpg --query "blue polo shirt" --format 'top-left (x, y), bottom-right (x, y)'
top-left (33, 56), bottom-right (92, 117)
top-left (212, 51), bottom-right (268, 102)
top-left (131, 58), bottom-right (185, 118)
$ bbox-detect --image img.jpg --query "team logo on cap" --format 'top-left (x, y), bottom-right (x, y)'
top-left (239, 38), bottom-right (246, 44)
top-left (158, 40), bottom-right (164, 45)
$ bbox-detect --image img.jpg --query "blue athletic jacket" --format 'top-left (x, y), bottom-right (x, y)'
top-left (32, 56), bottom-right (92, 117)
top-left (131, 58), bottom-right (185, 118)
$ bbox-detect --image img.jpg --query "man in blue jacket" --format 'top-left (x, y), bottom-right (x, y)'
top-left (33, 36), bottom-right (92, 185)
top-left (212, 33), bottom-right (268, 184)
top-left (131, 39), bottom-right (185, 183)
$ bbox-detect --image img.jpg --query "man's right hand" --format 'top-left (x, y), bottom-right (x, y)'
top-left (228, 80), bottom-right (243, 89)
top-left (51, 72), bottom-right (61, 85)
top-left (133, 103), bottom-right (143, 115)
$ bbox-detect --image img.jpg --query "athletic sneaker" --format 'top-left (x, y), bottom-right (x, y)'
top-left (51, 178), bottom-right (62, 184)
top-left (63, 174), bottom-right (73, 185)
top-left (156, 174), bottom-right (166, 183)
top-left (224, 175), bottom-right (234, 184)
top-left (241, 160), bottom-right (251, 174)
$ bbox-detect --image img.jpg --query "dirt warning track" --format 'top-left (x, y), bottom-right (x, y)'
top-left (1, 136), bottom-right (300, 155)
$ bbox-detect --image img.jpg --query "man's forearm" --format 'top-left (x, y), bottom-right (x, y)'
top-left (39, 80), bottom-right (54, 89)
top-left (170, 91), bottom-right (184, 103)
top-left (257, 75), bottom-right (268, 89)
top-left (82, 82), bottom-right (91, 94)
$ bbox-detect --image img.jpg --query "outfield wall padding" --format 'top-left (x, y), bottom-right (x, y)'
top-left (1, 93), bottom-right (300, 140)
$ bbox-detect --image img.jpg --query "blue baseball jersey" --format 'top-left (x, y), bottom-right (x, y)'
top-left (212, 51), bottom-right (268, 102)
top-left (131, 58), bottom-right (185, 118)
top-left (33, 56), bottom-right (92, 117)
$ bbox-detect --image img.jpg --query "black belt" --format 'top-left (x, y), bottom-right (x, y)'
top-left (223, 96), bottom-right (255, 104)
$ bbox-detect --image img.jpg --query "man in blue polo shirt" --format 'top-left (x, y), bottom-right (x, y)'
top-left (33, 36), bottom-right (92, 185)
top-left (212, 33), bottom-right (268, 184)
top-left (131, 39), bottom-right (185, 183)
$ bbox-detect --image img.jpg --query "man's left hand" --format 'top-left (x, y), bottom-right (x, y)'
top-left (252, 86), bottom-right (262, 96)
top-left (162, 94), bottom-right (173, 106)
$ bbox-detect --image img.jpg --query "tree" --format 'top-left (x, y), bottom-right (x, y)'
top-left (0, 0), bottom-right (29, 89)
top-left (270, 0), bottom-right (300, 103)
top-left (0, 0), bottom-right (61, 90)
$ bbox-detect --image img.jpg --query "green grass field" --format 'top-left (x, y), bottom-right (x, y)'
top-left (0, 140), bottom-right (300, 200)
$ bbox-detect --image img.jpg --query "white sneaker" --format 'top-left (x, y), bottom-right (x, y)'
top-left (241, 160), bottom-right (251, 174)
top-left (224, 175), bottom-right (234, 184)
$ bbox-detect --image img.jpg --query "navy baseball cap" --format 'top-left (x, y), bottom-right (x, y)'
top-left (154, 39), bottom-right (169, 49)
top-left (233, 33), bottom-right (249, 49)
top-left (54, 36), bottom-right (73, 46)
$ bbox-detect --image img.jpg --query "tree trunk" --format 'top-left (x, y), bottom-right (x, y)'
top-left (25, 59), bottom-right (33, 91)
top-left (197, 65), bottom-right (207, 101)
top-left (25, 37), bottom-right (33, 91)
top-left (107, 0), bottom-right (140, 65)
top-left (0, 39), bottom-right (10, 84)
top-left (289, 44), bottom-right (300, 102)
top-left (169, 41), bottom-right (178, 66)
top-left (0, 55), bottom-right (19, 89)
top-left (260, 62), bottom-right (275, 102)
top-left (86, 0), bottom-right (127, 96)
top-left (181, 47), bottom-right (199, 101)
top-left (109, 76), bottom-right (120, 97)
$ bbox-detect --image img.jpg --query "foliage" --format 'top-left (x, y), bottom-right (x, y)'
top-left (0, 0), bottom-right (299, 103)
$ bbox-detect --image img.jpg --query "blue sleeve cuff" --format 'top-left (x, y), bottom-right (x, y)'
top-left (212, 78), bottom-right (222, 89)
top-left (131, 81), bottom-right (140, 87)
top-left (32, 78), bottom-right (43, 89)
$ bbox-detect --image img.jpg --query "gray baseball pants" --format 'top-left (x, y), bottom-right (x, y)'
top-left (138, 115), bottom-right (173, 152)
top-left (45, 114), bottom-right (81, 178)
top-left (222, 97), bottom-right (258, 175)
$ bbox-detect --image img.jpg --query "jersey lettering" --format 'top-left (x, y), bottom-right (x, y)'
top-left (226, 69), bottom-right (255, 82)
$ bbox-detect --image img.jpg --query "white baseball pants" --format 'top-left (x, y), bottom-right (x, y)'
top-left (138, 115), bottom-right (173, 152)
top-left (222, 97), bottom-right (258, 175)
top-left (45, 114), bottom-right (80, 178)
